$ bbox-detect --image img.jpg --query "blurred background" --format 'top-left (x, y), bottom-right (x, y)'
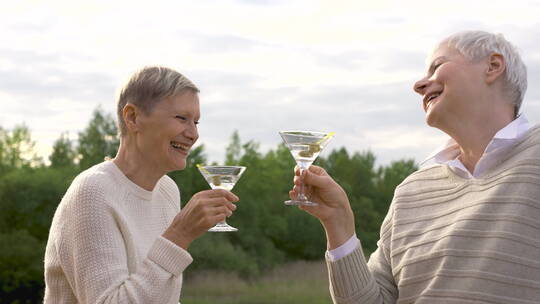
top-left (1, 0), bottom-right (539, 303)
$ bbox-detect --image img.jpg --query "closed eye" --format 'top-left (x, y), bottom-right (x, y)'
top-left (176, 115), bottom-right (199, 125)
top-left (428, 57), bottom-right (446, 75)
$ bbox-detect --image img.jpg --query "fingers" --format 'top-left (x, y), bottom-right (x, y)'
top-left (308, 165), bottom-right (327, 175)
top-left (197, 189), bottom-right (239, 202)
top-left (294, 165), bottom-right (327, 176)
top-left (202, 197), bottom-right (238, 208)
top-left (199, 213), bottom-right (229, 229)
top-left (289, 190), bottom-right (298, 200)
top-left (190, 191), bottom-right (238, 218)
top-left (200, 204), bottom-right (234, 217)
top-left (302, 167), bottom-right (332, 188)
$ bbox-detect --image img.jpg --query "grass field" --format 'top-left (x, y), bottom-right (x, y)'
top-left (181, 260), bottom-right (333, 304)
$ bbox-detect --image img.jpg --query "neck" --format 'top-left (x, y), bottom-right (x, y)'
top-left (447, 111), bottom-right (514, 173)
top-left (113, 138), bottom-right (165, 191)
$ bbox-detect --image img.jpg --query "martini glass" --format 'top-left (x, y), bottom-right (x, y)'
top-left (197, 165), bottom-right (246, 232)
top-left (279, 130), bottom-right (334, 206)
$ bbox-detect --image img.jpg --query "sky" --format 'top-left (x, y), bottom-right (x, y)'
top-left (1, 0), bottom-right (540, 166)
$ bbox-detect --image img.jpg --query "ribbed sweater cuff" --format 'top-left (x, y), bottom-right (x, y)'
top-left (326, 242), bottom-right (374, 300)
top-left (148, 236), bottom-right (193, 277)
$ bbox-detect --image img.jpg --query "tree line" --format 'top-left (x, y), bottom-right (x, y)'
top-left (0, 107), bottom-right (417, 303)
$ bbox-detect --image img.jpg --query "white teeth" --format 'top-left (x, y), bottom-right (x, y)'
top-left (425, 93), bottom-right (440, 110)
top-left (171, 142), bottom-right (188, 151)
top-left (428, 93), bottom-right (439, 102)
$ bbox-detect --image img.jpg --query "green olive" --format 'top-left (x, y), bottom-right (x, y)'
top-left (298, 150), bottom-right (313, 158)
top-left (309, 144), bottom-right (321, 153)
top-left (212, 176), bottom-right (221, 186)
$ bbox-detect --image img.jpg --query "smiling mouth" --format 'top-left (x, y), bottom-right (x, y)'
top-left (170, 141), bottom-right (190, 153)
top-left (425, 93), bottom-right (440, 111)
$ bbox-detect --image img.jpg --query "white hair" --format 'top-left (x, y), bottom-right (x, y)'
top-left (437, 30), bottom-right (527, 115)
top-left (116, 66), bottom-right (199, 136)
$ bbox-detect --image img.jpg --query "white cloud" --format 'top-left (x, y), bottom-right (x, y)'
top-left (1, 0), bottom-right (540, 166)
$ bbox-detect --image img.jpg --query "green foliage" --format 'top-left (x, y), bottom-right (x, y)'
top-left (0, 108), bottom-right (418, 302)
top-left (0, 230), bottom-right (44, 303)
top-left (187, 234), bottom-right (260, 278)
top-left (225, 130), bottom-right (242, 165)
top-left (0, 125), bottom-right (79, 303)
top-left (0, 166), bottom-right (77, 303)
top-left (77, 107), bottom-right (119, 170)
top-left (49, 132), bottom-right (77, 168)
top-left (0, 125), bottom-right (41, 172)
top-left (0, 167), bottom-right (75, 239)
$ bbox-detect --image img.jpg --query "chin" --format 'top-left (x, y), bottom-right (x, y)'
top-left (174, 159), bottom-right (187, 171)
top-left (426, 116), bottom-right (436, 127)
top-left (425, 110), bottom-right (439, 128)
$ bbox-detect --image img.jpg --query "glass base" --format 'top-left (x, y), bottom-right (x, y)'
top-left (284, 199), bottom-right (318, 206)
top-left (208, 222), bottom-right (238, 232)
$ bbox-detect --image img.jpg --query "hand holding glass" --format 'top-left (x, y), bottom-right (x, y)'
top-left (197, 165), bottom-right (246, 232)
top-left (279, 130), bottom-right (334, 206)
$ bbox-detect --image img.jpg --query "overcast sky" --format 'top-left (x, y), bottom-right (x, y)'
top-left (2, 0), bottom-right (540, 166)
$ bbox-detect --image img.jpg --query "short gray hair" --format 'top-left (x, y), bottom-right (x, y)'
top-left (437, 30), bottom-right (527, 115)
top-left (116, 66), bottom-right (200, 136)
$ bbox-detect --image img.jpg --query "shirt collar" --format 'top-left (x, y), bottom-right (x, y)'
top-left (421, 114), bottom-right (530, 167)
top-left (491, 114), bottom-right (529, 139)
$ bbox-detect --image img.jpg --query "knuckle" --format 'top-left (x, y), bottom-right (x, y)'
top-left (200, 205), bottom-right (210, 215)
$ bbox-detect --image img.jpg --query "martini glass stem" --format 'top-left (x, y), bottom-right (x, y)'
top-left (297, 166), bottom-right (309, 202)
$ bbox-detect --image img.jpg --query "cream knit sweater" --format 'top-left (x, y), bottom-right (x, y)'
top-left (44, 161), bottom-right (193, 304)
top-left (326, 125), bottom-right (540, 304)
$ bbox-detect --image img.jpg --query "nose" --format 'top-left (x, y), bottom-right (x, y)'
top-left (185, 121), bottom-right (199, 143)
top-left (413, 77), bottom-right (429, 95)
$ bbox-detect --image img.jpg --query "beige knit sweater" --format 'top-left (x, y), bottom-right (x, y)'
top-left (326, 125), bottom-right (540, 304)
top-left (44, 161), bottom-right (193, 304)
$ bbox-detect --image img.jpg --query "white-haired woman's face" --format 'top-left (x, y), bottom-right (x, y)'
top-left (135, 90), bottom-right (200, 173)
top-left (413, 45), bottom-right (488, 131)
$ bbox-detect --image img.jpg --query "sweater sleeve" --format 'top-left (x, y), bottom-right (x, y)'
top-left (47, 176), bottom-right (193, 304)
top-left (326, 205), bottom-right (397, 304)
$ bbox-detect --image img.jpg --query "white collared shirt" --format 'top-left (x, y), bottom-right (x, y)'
top-left (327, 114), bottom-right (531, 261)
top-left (421, 114), bottom-right (530, 178)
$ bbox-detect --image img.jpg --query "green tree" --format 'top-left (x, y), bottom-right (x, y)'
top-left (0, 124), bottom-right (419, 301)
top-left (0, 124), bottom-right (41, 171)
top-left (0, 230), bottom-right (44, 303)
top-left (77, 107), bottom-right (119, 170)
top-left (0, 166), bottom-right (76, 302)
top-left (49, 132), bottom-right (77, 169)
top-left (225, 130), bottom-right (242, 165)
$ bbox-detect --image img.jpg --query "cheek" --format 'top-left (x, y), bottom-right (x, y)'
top-left (433, 65), bottom-right (454, 83)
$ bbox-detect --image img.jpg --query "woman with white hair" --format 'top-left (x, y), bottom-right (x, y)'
top-left (44, 66), bottom-right (239, 303)
top-left (291, 30), bottom-right (540, 303)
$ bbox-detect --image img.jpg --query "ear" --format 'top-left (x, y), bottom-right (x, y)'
top-left (122, 103), bottom-right (140, 133)
top-left (485, 53), bottom-right (505, 84)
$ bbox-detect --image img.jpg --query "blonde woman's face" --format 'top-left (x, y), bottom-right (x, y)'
top-left (136, 90), bottom-right (200, 172)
